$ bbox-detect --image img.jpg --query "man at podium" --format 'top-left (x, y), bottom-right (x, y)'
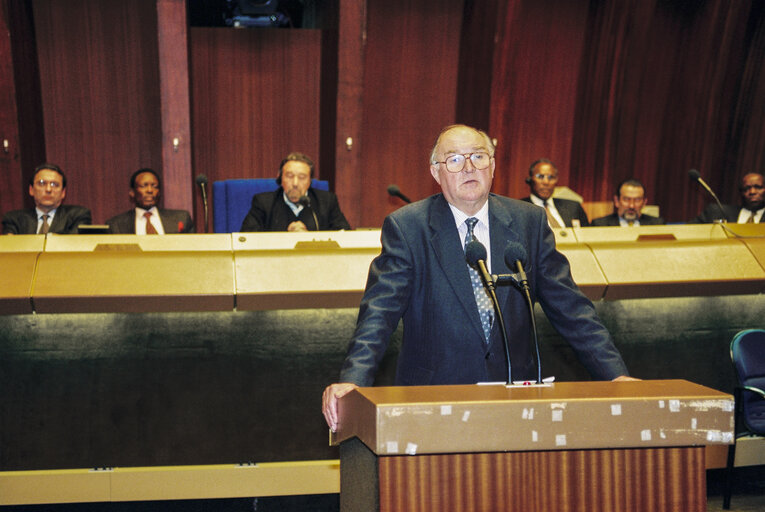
top-left (323, 124), bottom-right (633, 431)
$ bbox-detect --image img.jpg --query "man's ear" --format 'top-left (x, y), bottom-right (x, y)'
top-left (430, 164), bottom-right (441, 185)
top-left (129, 189), bottom-right (135, 202)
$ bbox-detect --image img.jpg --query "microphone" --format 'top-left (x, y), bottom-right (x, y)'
top-left (195, 174), bottom-right (209, 232)
top-left (504, 242), bottom-right (541, 384)
top-left (465, 239), bottom-right (512, 384)
top-left (298, 195), bottom-right (320, 231)
top-left (387, 184), bottom-right (412, 204)
top-left (465, 240), bottom-right (493, 291)
top-left (504, 243), bottom-right (530, 292)
top-left (689, 169), bottom-right (727, 222)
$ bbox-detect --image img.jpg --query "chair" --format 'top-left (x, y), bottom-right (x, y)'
top-left (723, 328), bottom-right (765, 509)
top-left (212, 178), bottom-right (328, 233)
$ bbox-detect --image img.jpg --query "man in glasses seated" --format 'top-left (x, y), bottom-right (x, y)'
top-left (322, 124), bottom-right (635, 432)
top-left (690, 172), bottom-right (764, 224)
top-left (521, 159), bottom-right (589, 228)
top-left (2, 163), bottom-right (91, 234)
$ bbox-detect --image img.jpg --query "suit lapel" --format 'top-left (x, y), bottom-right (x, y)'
top-left (49, 207), bottom-right (66, 233)
top-left (428, 196), bottom-right (485, 339)
top-left (159, 209), bottom-right (176, 234)
top-left (488, 195), bottom-right (521, 307)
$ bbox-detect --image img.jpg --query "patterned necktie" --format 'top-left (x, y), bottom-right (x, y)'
top-left (746, 211), bottom-right (756, 223)
top-left (464, 217), bottom-right (493, 343)
top-left (544, 200), bottom-right (561, 228)
top-left (144, 211), bottom-right (158, 234)
top-left (39, 214), bottom-right (49, 234)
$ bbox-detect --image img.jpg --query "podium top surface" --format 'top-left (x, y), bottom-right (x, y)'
top-left (331, 380), bottom-right (733, 455)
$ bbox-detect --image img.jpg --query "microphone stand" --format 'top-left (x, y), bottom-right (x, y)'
top-left (200, 184), bottom-right (209, 232)
top-left (511, 260), bottom-right (542, 384)
top-left (474, 259), bottom-right (513, 384)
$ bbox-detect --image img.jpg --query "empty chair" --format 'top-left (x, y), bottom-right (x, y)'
top-left (724, 328), bottom-right (765, 509)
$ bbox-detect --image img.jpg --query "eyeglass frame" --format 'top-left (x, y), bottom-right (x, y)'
top-left (33, 179), bottom-right (63, 189)
top-left (432, 151), bottom-right (493, 173)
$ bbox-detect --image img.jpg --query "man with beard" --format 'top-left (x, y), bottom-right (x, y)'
top-left (240, 152), bottom-right (350, 232)
top-left (691, 172), bottom-right (764, 224)
top-left (591, 178), bottom-right (664, 226)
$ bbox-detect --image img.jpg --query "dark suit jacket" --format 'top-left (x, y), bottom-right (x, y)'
top-left (240, 187), bottom-right (350, 232)
top-left (2, 205), bottom-right (92, 234)
top-left (106, 208), bottom-right (195, 234)
top-left (690, 203), bottom-right (751, 223)
top-left (520, 196), bottom-right (590, 227)
top-left (590, 213), bottom-right (665, 226)
top-left (339, 194), bottom-right (628, 387)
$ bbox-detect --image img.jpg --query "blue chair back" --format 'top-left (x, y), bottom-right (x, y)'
top-left (731, 329), bottom-right (765, 434)
top-left (213, 178), bottom-right (329, 233)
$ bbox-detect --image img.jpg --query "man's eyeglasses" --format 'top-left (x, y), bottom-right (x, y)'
top-left (34, 179), bottom-right (62, 189)
top-left (434, 152), bottom-right (492, 173)
top-left (740, 184), bottom-right (764, 192)
top-left (532, 173), bottom-right (558, 181)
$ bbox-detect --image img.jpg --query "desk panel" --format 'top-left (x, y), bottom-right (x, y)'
top-left (573, 224), bottom-right (729, 242)
top-left (0, 235), bottom-right (44, 314)
top-left (591, 239), bottom-right (765, 300)
top-left (234, 231), bottom-right (381, 310)
top-left (33, 235), bottom-right (234, 313)
top-left (557, 243), bottom-right (607, 300)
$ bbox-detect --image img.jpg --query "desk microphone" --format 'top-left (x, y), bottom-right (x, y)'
top-left (387, 184), bottom-right (412, 204)
top-left (195, 174), bottom-right (209, 232)
top-left (688, 169), bottom-right (726, 222)
top-left (466, 239), bottom-right (512, 384)
top-left (298, 195), bottom-right (320, 230)
top-left (504, 242), bottom-right (541, 384)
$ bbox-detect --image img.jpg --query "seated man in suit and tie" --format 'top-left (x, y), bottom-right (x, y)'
top-left (2, 163), bottom-right (91, 234)
top-left (106, 168), bottom-right (195, 234)
top-left (322, 124), bottom-right (635, 431)
top-left (240, 152), bottom-right (350, 232)
top-left (591, 178), bottom-right (665, 226)
top-left (691, 172), bottom-right (764, 224)
top-left (520, 159), bottom-right (589, 228)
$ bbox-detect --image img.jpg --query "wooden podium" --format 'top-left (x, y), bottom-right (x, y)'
top-left (330, 380), bottom-right (733, 512)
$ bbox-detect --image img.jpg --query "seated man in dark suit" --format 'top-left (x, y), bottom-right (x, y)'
top-left (2, 163), bottom-right (91, 234)
top-left (691, 172), bottom-right (764, 223)
top-left (322, 124), bottom-right (635, 431)
top-left (591, 178), bottom-right (664, 226)
top-left (240, 152), bottom-right (350, 232)
top-left (106, 168), bottom-right (195, 234)
top-left (520, 159), bottom-right (589, 227)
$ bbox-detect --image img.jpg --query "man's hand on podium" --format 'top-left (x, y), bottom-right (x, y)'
top-left (322, 382), bottom-right (358, 432)
top-left (612, 375), bottom-right (641, 381)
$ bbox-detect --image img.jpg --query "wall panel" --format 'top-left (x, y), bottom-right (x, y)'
top-left (190, 27), bottom-right (322, 226)
top-left (33, 0), bottom-right (162, 225)
top-left (353, 0), bottom-right (463, 228)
